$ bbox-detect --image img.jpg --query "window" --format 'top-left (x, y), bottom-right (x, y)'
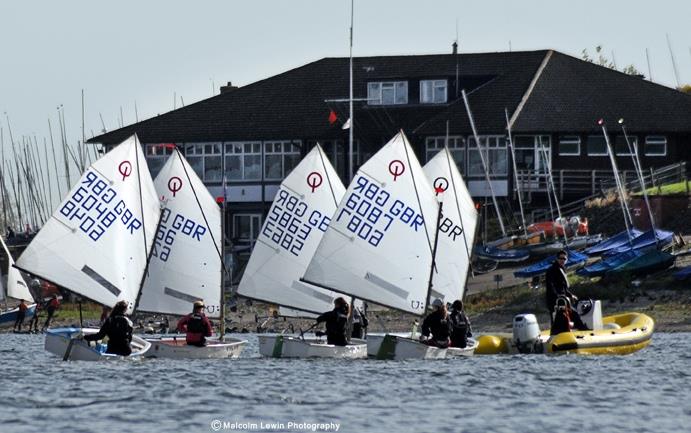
top-left (264, 140), bottom-right (301, 180)
top-left (183, 143), bottom-right (205, 180)
top-left (513, 135), bottom-right (551, 171)
top-left (614, 136), bottom-right (637, 156)
top-left (558, 136), bottom-right (580, 156)
top-left (420, 80), bottom-right (447, 104)
top-left (367, 81), bottom-right (408, 105)
top-left (203, 142), bottom-right (223, 181)
top-left (468, 136), bottom-right (508, 177)
top-left (233, 213), bottom-right (262, 243)
top-left (144, 143), bottom-right (175, 177)
top-left (586, 136), bottom-right (608, 156)
top-left (645, 136), bottom-right (667, 156)
top-left (225, 142), bottom-right (261, 181)
top-left (425, 136), bottom-right (466, 175)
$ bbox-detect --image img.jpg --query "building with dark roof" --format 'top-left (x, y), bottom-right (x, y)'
top-left (88, 48), bottom-right (691, 247)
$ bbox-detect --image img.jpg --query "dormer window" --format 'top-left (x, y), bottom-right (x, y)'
top-left (368, 81), bottom-right (408, 105)
top-left (420, 80), bottom-right (447, 103)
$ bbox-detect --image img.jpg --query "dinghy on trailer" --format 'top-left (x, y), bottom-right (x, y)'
top-left (16, 135), bottom-right (161, 361)
top-left (138, 147), bottom-right (246, 359)
top-left (237, 144), bottom-right (366, 358)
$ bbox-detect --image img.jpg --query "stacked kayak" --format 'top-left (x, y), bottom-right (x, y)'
top-left (513, 250), bottom-right (588, 278)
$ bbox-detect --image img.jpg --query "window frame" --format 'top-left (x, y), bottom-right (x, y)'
top-left (585, 135), bottom-right (609, 156)
top-left (263, 140), bottom-right (302, 180)
top-left (557, 135), bottom-right (581, 156)
top-left (420, 79), bottom-right (448, 104)
top-left (225, 141), bottom-right (262, 181)
top-left (367, 81), bottom-right (409, 105)
top-left (644, 135), bottom-right (667, 156)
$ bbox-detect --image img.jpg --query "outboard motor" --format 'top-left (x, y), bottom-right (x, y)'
top-left (512, 314), bottom-right (541, 353)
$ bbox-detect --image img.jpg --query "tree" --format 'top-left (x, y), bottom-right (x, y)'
top-left (582, 45), bottom-right (643, 77)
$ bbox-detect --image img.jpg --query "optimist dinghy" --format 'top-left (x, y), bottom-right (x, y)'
top-left (45, 327), bottom-right (151, 361)
top-left (15, 135), bottom-right (162, 361)
top-left (0, 235), bottom-right (36, 326)
top-left (475, 301), bottom-right (654, 355)
top-left (237, 144), bottom-right (366, 358)
top-left (137, 147), bottom-right (246, 359)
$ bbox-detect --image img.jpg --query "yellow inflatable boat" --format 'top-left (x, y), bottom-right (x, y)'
top-left (476, 310), bottom-right (654, 356)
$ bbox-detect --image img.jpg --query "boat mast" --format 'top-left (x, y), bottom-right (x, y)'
top-left (538, 144), bottom-right (569, 245)
top-left (424, 201), bottom-right (444, 314)
top-left (505, 108), bottom-right (528, 238)
top-left (600, 120), bottom-right (634, 244)
top-left (619, 119), bottom-right (658, 245)
top-left (462, 90), bottom-right (506, 236)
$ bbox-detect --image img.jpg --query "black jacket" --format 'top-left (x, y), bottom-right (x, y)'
top-left (84, 314), bottom-right (133, 356)
top-left (545, 261), bottom-right (572, 311)
top-left (421, 309), bottom-right (450, 342)
top-left (448, 310), bottom-right (472, 348)
top-left (316, 308), bottom-right (349, 346)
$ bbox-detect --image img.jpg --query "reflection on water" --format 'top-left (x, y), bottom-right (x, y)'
top-left (1, 333), bottom-right (689, 433)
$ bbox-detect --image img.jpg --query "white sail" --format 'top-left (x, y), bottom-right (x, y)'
top-left (423, 148), bottom-right (478, 302)
top-left (16, 135), bottom-right (160, 314)
top-left (303, 132), bottom-right (439, 315)
top-left (238, 144), bottom-right (347, 315)
top-left (138, 148), bottom-right (223, 318)
top-left (1, 235), bottom-right (34, 302)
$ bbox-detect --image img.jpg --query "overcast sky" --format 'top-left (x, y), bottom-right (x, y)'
top-left (1, 0), bottom-right (690, 155)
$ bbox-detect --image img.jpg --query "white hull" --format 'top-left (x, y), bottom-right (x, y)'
top-left (258, 334), bottom-right (367, 359)
top-left (368, 334), bottom-right (447, 360)
top-left (445, 339), bottom-right (479, 357)
top-left (143, 335), bottom-right (247, 359)
top-left (44, 327), bottom-right (151, 361)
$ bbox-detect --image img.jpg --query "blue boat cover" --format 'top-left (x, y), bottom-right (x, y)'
top-left (603, 229), bottom-right (674, 256)
top-left (576, 250), bottom-right (644, 278)
top-left (674, 266), bottom-right (691, 280)
top-left (513, 250), bottom-right (588, 278)
top-left (474, 245), bottom-right (530, 263)
top-left (584, 229), bottom-right (643, 255)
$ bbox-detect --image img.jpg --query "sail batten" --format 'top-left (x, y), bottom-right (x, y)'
top-left (422, 148), bottom-right (478, 302)
top-left (137, 148), bottom-right (223, 318)
top-left (303, 132), bottom-right (438, 315)
top-left (238, 144), bottom-right (348, 314)
top-left (15, 135), bottom-right (160, 313)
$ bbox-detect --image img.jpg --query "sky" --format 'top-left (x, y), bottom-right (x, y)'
top-left (0, 0), bottom-right (690, 200)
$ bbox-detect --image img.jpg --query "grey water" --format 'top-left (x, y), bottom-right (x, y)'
top-left (1, 333), bottom-right (689, 433)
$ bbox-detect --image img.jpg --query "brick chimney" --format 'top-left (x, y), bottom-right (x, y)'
top-left (220, 81), bottom-right (238, 93)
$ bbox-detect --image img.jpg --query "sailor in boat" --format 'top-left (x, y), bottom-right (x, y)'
top-left (448, 300), bottom-right (472, 349)
top-left (545, 250), bottom-right (578, 326)
top-left (41, 294), bottom-right (60, 331)
top-left (550, 296), bottom-right (588, 335)
top-left (315, 297), bottom-right (349, 346)
top-left (176, 300), bottom-right (213, 347)
top-left (13, 299), bottom-right (28, 332)
top-left (83, 300), bottom-right (134, 356)
top-left (420, 299), bottom-right (451, 348)
top-left (351, 305), bottom-right (368, 339)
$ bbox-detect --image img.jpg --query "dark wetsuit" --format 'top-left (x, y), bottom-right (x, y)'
top-left (421, 309), bottom-right (450, 348)
top-left (545, 261), bottom-right (573, 322)
top-left (84, 314), bottom-right (133, 356)
top-left (316, 308), bottom-right (349, 346)
top-left (448, 310), bottom-right (472, 348)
